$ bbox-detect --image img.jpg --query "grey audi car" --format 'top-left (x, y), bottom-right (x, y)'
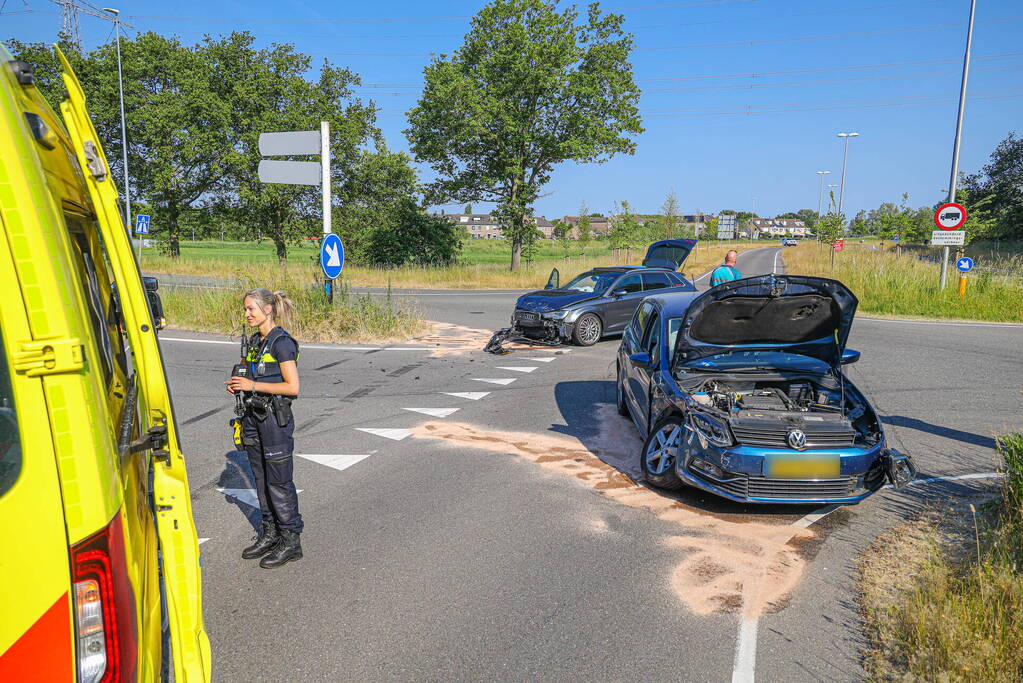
top-left (510, 239), bottom-right (698, 346)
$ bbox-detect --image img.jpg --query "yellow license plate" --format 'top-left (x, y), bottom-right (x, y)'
top-left (766, 454), bottom-right (840, 479)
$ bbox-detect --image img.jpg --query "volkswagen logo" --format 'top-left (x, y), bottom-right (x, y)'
top-left (787, 429), bottom-right (807, 450)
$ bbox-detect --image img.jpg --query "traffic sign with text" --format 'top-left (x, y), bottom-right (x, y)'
top-left (931, 230), bottom-right (965, 246)
top-left (934, 202), bottom-right (967, 230)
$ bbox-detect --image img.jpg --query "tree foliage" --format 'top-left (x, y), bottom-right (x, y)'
top-left (404, 0), bottom-right (643, 270)
top-left (577, 201), bottom-right (592, 247)
top-left (661, 189), bottom-right (680, 239)
top-left (962, 131), bottom-right (1023, 240)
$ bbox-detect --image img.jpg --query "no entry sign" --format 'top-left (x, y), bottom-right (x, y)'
top-left (934, 202), bottom-right (967, 230)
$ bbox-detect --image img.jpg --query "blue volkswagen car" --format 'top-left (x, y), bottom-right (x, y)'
top-left (615, 275), bottom-right (915, 504)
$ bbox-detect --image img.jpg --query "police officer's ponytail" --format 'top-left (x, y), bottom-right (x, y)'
top-left (245, 288), bottom-right (296, 330)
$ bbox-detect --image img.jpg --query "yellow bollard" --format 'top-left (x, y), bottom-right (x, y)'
top-left (958, 275), bottom-right (967, 298)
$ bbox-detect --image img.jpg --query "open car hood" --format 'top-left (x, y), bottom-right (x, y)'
top-left (642, 239), bottom-right (696, 271)
top-left (673, 275), bottom-right (858, 368)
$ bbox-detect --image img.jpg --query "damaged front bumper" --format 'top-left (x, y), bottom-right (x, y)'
top-left (483, 314), bottom-right (573, 354)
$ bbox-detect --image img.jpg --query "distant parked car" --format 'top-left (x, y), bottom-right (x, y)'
top-left (615, 275), bottom-right (916, 504)
top-left (781, 238), bottom-right (798, 247)
top-left (509, 239), bottom-right (697, 346)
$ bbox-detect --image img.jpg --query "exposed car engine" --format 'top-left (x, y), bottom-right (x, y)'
top-left (687, 377), bottom-right (883, 448)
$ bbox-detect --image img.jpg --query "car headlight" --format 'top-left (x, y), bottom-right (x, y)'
top-left (542, 309), bottom-right (570, 320)
top-left (688, 411), bottom-right (733, 447)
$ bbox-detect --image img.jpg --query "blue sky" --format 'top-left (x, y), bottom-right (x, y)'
top-left (4, 0), bottom-right (1021, 219)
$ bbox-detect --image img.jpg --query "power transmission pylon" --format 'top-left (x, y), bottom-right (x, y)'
top-left (58, 0), bottom-right (82, 50)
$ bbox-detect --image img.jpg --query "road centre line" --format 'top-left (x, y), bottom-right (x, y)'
top-left (735, 471), bottom-right (1007, 682)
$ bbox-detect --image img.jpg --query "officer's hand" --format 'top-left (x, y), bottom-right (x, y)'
top-left (225, 377), bottom-right (255, 393)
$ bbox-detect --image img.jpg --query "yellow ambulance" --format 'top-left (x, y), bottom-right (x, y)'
top-left (0, 44), bottom-right (210, 681)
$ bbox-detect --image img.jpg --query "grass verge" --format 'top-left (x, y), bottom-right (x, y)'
top-left (161, 274), bottom-right (425, 343)
top-left (783, 243), bottom-right (1023, 322)
top-left (142, 240), bottom-right (766, 290)
top-left (858, 433), bottom-right (1023, 681)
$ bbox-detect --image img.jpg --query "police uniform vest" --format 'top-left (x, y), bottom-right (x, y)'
top-left (245, 327), bottom-right (300, 385)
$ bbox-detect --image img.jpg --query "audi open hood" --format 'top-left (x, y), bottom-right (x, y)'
top-left (642, 239), bottom-right (696, 271)
top-left (673, 275), bottom-right (858, 368)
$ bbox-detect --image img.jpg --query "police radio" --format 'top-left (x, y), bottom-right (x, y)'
top-left (229, 326), bottom-right (252, 448)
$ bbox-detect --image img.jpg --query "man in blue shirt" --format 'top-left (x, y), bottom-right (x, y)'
top-left (709, 250), bottom-right (741, 287)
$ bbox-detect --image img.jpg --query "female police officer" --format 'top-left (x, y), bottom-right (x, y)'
top-left (225, 288), bottom-right (304, 568)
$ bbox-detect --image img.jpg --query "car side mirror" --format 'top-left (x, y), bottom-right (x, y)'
top-left (611, 288), bottom-right (627, 298)
top-left (143, 277), bottom-right (167, 331)
top-left (841, 349), bottom-right (861, 365)
top-left (629, 351), bottom-right (654, 368)
top-left (545, 268), bottom-right (559, 290)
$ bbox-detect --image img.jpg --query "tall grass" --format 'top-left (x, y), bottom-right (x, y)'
top-left (143, 240), bottom-right (765, 290)
top-left (784, 243), bottom-right (1023, 322)
top-left (161, 273), bottom-right (424, 343)
top-left (864, 434), bottom-right (1023, 681)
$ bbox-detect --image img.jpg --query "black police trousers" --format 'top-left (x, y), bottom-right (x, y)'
top-left (241, 409), bottom-right (304, 533)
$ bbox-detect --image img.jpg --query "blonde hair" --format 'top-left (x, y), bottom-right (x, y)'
top-left (244, 288), bottom-right (295, 330)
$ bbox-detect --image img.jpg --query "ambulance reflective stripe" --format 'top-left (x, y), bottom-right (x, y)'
top-left (0, 592), bottom-right (74, 681)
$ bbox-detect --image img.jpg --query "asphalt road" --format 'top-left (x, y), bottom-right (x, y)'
top-left (161, 247), bottom-right (1022, 681)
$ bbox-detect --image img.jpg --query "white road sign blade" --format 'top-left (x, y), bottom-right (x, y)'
top-left (259, 130), bottom-right (321, 156)
top-left (258, 160), bottom-right (321, 186)
top-left (931, 230), bottom-right (965, 246)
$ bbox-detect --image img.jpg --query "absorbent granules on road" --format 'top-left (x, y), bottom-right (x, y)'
top-left (411, 403), bottom-right (815, 620)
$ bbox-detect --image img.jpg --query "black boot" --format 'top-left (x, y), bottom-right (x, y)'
top-left (241, 521), bottom-right (280, 560)
top-left (259, 529), bottom-right (302, 568)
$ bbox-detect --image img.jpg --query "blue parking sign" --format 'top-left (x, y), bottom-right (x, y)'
top-left (135, 214), bottom-right (151, 234)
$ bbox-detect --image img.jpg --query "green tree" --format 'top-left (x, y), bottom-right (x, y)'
top-left (365, 199), bottom-right (463, 266)
top-left (551, 219), bottom-right (572, 255)
top-left (963, 132), bottom-right (1023, 239)
top-left (464, 204), bottom-right (474, 215)
top-left (661, 189), bottom-right (680, 239)
top-left (405, 0), bottom-right (643, 270)
top-left (577, 202), bottom-right (593, 248)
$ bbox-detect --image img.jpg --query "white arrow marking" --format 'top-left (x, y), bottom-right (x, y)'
top-left (522, 357), bottom-right (555, 362)
top-left (402, 407), bottom-right (460, 418)
top-left (198, 538), bottom-right (210, 545)
top-left (216, 487), bottom-right (259, 508)
top-left (325, 242), bottom-right (341, 267)
top-left (356, 427), bottom-right (412, 441)
top-left (497, 366), bottom-right (537, 373)
top-left (297, 453), bottom-right (373, 472)
top-left (444, 392), bottom-right (490, 400)
top-left (472, 378), bottom-right (517, 386)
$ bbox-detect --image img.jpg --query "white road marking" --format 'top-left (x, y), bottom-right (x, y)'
top-left (472, 378), bottom-right (517, 386)
top-left (522, 357), bottom-right (556, 362)
top-left (356, 427), bottom-right (412, 441)
top-left (297, 453), bottom-right (373, 472)
top-left (160, 337), bottom-right (435, 351)
top-left (198, 537), bottom-right (210, 545)
top-left (731, 618), bottom-right (758, 683)
top-left (772, 249), bottom-right (780, 275)
top-left (792, 504), bottom-right (841, 529)
top-left (907, 472), bottom-right (1004, 486)
top-left (216, 487), bottom-right (304, 508)
top-left (402, 407), bottom-right (460, 418)
top-left (444, 392), bottom-right (491, 400)
top-left (857, 317), bottom-right (1023, 328)
top-left (217, 487), bottom-right (258, 508)
top-left (497, 366), bottom-right (537, 373)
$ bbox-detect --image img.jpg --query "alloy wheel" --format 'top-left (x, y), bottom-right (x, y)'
top-left (576, 315), bottom-right (600, 344)
top-left (645, 422), bottom-right (682, 475)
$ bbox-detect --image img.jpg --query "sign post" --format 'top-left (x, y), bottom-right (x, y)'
top-left (258, 122), bottom-right (337, 301)
top-left (134, 214), bottom-right (150, 263)
top-left (933, 201), bottom-right (967, 287)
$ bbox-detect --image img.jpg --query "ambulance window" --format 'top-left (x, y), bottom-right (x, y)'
top-left (0, 329), bottom-right (21, 498)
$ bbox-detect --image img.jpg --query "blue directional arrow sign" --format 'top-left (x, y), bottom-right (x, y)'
top-left (320, 233), bottom-right (344, 279)
top-left (135, 214), bottom-right (151, 234)
top-left (956, 256), bottom-right (974, 273)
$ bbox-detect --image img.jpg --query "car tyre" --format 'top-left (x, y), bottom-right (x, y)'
top-left (640, 416), bottom-right (685, 490)
top-left (572, 313), bottom-right (602, 346)
top-left (616, 363), bottom-right (630, 417)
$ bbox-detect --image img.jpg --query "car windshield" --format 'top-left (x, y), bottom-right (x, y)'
top-left (562, 271), bottom-right (620, 293)
top-left (676, 350), bottom-right (831, 374)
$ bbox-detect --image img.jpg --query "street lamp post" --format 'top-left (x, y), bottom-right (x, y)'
top-left (939, 0), bottom-right (977, 289)
top-left (836, 132), bottom-right (859, 216)
top-left (816, 170), bottom-right (831, 216)
top-left (103, 8), bottom-right (134, 260)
